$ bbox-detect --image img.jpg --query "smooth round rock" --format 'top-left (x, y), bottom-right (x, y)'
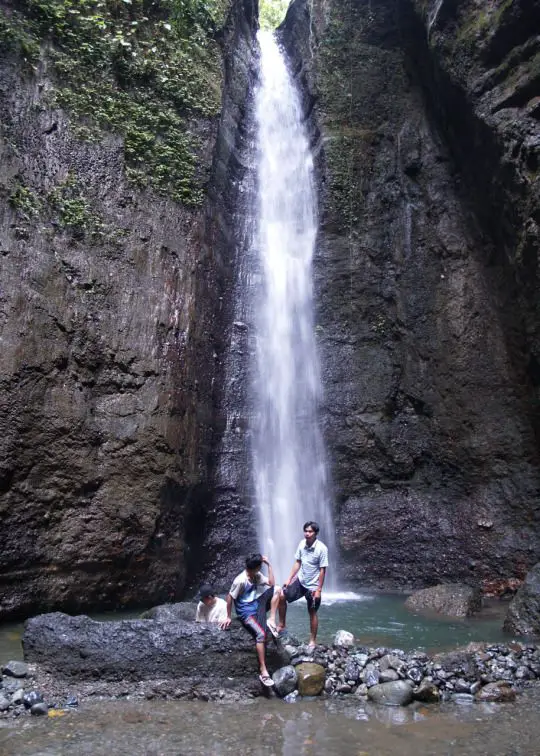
top-left (30, 702), bottom-right (48, 716)
top-left (367, 680), bottom-right (414, 706)
top-left (296, 663), bottom-right (326, 696)
top-left (475, 681), bottom-right (516, 702)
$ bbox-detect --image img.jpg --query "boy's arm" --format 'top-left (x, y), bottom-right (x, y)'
top-left (261, 555), bottom-right (275, 586)
top-left (221, 593), bottom-right (233, 629)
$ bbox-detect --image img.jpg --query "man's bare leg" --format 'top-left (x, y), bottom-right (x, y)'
top-left (276, 591), bottom-right (287, 632)
top-left (308, 609), bottom-right (318, 647)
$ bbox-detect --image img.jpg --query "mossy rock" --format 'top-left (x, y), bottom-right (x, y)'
top-left (295, 662), bottom-right (326, 696)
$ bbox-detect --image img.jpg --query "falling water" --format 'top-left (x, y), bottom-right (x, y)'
top-left (251, 31), bottom-right (335, 584)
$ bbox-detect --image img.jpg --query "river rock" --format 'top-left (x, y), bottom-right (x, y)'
top-left (22, 612), bottom-right (289, 681)
top-left (367, 680), bottom-right (414, 706)
top-left (295, 663), bottom-right (326, 696)
top-left (272, 665), bottom-right (298, 697)
top-left (503, 563), bottom-right (540, 636)
top-left (30, 702), bottom-right (49, 716)
top-left (0, 694), bottom-right (11, 712)
top-left (334, 630), bottom-right (354, 648)
top-left (413, 682), bottom-right (440, 703)
top-left (2, 661), bottom-right (29, 678)
top-left (475, 681), bottom-right (516, 703)
top-left (405, 584), bottom-right (482, 617)
top-left (379, 669), bottom-right (400, 683)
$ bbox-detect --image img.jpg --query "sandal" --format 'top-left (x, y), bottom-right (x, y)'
top-left (259, 674), bottom-right (275, 687)
top-left (267, 621), bottom-right (279, 639)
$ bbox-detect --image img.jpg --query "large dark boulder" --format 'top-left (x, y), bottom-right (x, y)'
top-left (405, 583), bottom-right (482, 617)
top-left (503, 563), bottom-right (540, 636)
top-left (22, 612), bottom-right (289, 681)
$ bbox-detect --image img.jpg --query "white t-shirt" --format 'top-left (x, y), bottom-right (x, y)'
top-left (195, 596), bottom-right (228, 624)
top-left (295, 539), bottom-right (329, 590)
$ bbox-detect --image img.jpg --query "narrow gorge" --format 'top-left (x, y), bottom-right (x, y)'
top-left (0, 0), bottom-right (539, 620)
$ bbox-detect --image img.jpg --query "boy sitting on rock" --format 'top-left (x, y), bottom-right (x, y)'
top-left (222, 553), bottom-right (281, 687)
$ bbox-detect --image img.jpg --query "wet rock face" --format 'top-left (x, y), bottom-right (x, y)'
top-left (0, 0), bottom-right (258, 618)
top-left (503, 562), bottom-right (540, 636)
top-left (281, 0), bottom-right (540, 588)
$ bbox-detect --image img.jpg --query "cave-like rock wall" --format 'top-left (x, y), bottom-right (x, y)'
top-left (280, 0), bottom-right (540, 588)
top-left (0, 0), bottom-right (257, 619)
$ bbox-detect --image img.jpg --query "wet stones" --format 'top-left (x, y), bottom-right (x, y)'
top-left (503, 563), bottom-right (540, 637)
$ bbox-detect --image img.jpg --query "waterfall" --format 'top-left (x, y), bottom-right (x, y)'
top-left (251, 30), bottom-right (335, 584)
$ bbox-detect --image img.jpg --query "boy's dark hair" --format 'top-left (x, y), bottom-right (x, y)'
top-left (245, 553), bottom-right (263, 570)
top-left (303, 520), bottom-right (320, 534)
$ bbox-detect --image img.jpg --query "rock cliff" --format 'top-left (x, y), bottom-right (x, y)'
top-left (280, 0), bottom-right (540, 587)
top-left (0, 0), bottom-right (257, 618)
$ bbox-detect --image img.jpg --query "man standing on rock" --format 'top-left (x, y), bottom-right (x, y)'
top-left (277, 521), bottom-right (328, 648)
top-left (222, 553), bottom-right (281, 687)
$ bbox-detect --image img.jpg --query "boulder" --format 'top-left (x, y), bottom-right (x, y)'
top-left (272, 665), bottom-right (298, 697)
top-left (475, 681), bottom-right (516, 703)
top-left (295, 663), bottom-right (326, 696)
top-left (2, 661), bottom-right (29, 678)
top-left (334, 630), bottom-right (354, 648)
top-left (22, 612), bottom-right (289, 681)
top-left (367, 680), bottom-right (414, 706)
top-left (413, 682), bottom-right (441, 703)
top-left (503, 563), bottom-right (540, 636)
top-left (405, 584), bottom-right (482, 617)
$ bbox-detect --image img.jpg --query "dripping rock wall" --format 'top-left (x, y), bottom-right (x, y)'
top-left (0, 0), bottom-right (258, 619)
top-left (281, 0), bottom-right (540, 589)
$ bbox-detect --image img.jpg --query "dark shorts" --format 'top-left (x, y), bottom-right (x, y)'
top-left (240, 586), bottom-right (274, 644)
top-left (284, 579), bottom-right (321, 612)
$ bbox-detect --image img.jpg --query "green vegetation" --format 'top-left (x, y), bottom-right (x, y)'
top-left (8, 182), bottom-right (42, 220)
top-left (259, 0), bottom-right (288, 30)
top-left (0, 0), bottom-right (230, 205)
top-left (48, 174), bottom-right (105, 236)
top-left (8, 174), bottom-right (127, 240)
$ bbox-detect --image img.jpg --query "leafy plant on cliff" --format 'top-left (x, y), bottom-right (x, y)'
top-left (0, 0), bottom-right (230, 205)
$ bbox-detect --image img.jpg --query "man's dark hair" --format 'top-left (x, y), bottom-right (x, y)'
top-left (198, 583), bottom-right (215, 599)
top-left (303, 521), bottom-right (320, 534)
top-left (245, 553), bottom-right (263, 570)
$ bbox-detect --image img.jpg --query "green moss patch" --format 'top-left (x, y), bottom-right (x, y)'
top-left (0, 0), bottom-right (230, 205)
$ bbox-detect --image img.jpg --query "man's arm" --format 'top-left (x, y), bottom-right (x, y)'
top-left (312, 566), bottom-right (326, 600)
top-left (283, 559), bottom-right (301, 588)
top-left (261, 555), bottom-right (275, 586)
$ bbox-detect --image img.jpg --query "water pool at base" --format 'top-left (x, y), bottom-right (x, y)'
top-left (0, 593), bottom-right (513, 666)
top-left (2, 689), bottom-right (540, 756)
